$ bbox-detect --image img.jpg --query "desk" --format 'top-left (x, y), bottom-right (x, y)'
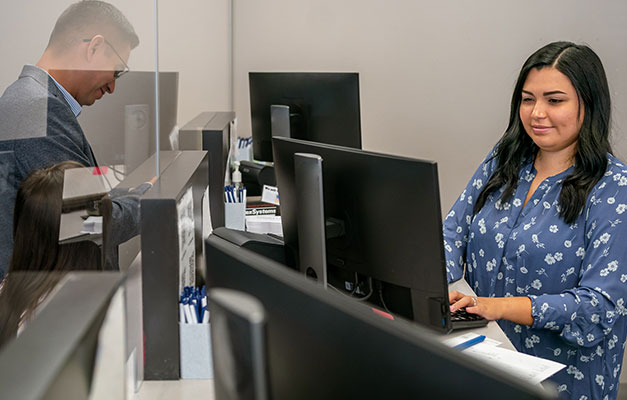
top-left (133, 380), bottom-right (214, 400)
top-left (133, 279), bottom-right (515, 400)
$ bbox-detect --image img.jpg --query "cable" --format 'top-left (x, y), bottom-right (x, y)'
top-left (378, 284), bottom-right (391, 314)
top-left (348, 272), bottom-right (359, 295)
top-left (327, 276), bottom-right (373, 302)
top-left (327, 283), bottom-right (346, 295)
top-left (108, 165), bottom-right (127, 183)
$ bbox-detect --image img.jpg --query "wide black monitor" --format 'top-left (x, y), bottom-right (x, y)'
top-left (248, 72), bottom-right (361, 162)
top-left (272, 136), bottom-right (451, 331)
top-left (204, 235), bottom-right (555, 399)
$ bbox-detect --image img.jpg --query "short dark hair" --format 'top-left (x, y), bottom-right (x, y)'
top-left (48, 0), bottom-right (139, 50)
top-left (474, 41), bottom-right (612, 224)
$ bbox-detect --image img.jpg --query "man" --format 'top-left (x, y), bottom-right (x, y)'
top-left (0, 1), bottom-right (143, 277)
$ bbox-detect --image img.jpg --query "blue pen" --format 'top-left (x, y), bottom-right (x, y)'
top-left (454, 335), bottom-right (486, 350)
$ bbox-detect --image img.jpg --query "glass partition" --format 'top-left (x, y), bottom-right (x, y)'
top-left (0, 0), bottom-right (158, 279)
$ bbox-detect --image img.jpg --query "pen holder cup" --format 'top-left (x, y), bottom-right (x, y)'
top-left (225, 201), bottom-right (246, 231)
top-left (179, 322), bottom-right (213, 379)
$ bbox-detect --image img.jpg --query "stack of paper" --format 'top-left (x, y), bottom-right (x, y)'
top-left (245, 215), bottom-right (282, 236)
top-left (81, 216), bottom-right (103, 234)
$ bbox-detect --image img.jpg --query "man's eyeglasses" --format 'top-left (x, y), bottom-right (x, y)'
top-left (82, 37), bottom-right (130, 79)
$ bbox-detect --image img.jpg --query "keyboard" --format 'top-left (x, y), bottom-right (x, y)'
top-left (450, 308), bottom-right (488, 330)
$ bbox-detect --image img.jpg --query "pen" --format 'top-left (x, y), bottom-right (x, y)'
top-left (179, 303), bottom-right (186, 323)
top-left (454, 335), bottom-right (486, 350)
top-left (183, 299), bottom-right (193, 324)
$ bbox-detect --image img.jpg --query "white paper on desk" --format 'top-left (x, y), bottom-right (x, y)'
top-left (463, 343), bottom-right (565, 385)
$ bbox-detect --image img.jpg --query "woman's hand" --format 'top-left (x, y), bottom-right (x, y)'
top-left (448, 290), bottom-right (534, 326)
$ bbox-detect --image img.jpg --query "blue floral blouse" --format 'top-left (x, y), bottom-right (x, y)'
top-left (443, 149), bottom-right (627, 400)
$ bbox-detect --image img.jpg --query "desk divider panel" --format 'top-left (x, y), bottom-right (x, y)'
top-left (179, 111), bottom-right (235, 229)
top-left (140, 151), bottom-right (209, 380)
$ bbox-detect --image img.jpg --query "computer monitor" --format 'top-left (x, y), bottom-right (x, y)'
top-left (272, 136), bottom-right (452, 331)
top-left (0, 272), bottom-right (126, 400)
top-left (204, 235), bottom-right (555, 399)
top-left (248, 72), bottom-right (361, 162)
top-left (208, 288), bottom-right (269, 400)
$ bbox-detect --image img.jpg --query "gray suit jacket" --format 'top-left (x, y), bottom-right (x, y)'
top-left (0, 65), bottom-right (144, 277)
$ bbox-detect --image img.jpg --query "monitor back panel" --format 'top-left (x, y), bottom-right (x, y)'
top-left (204, 235), bottom-right (553, 400)
top-left (272, 137), bottom-right (450, 329)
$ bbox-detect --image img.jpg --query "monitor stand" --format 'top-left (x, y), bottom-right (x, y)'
top-left (270, 105), bottom-right (291, 138)
top-left (209, 288), bottom-right (269, 400)
top-left (294, 153), bottom-right (327, 287)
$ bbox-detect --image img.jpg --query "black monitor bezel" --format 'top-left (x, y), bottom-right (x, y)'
top-left (248, 72), bottom-right (362, 162)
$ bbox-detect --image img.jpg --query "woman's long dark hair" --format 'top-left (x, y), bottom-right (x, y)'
top-left (0, 161), bottom-right (102, 346)
top-left (9, 161), bottom-right (101, 272)
top-left (474, 41), bottom-right (612, 224)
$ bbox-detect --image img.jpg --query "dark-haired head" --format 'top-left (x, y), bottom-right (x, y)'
top-left (474, 41), bottom-right (612, 224)
top-left (10, 161), bottom-right (102, 273)
top-left (1, 161), bottom-right (102, 347)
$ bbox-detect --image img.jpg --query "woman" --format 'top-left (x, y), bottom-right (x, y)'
top-left (444, 41), bottom-right (627, 399)
top-left (0, 161), bottom-right (102, 346)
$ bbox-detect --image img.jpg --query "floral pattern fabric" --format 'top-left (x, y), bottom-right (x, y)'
top-left (443, 150), bottom-right (627, 400)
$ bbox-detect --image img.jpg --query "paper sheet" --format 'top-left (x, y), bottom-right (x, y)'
top-left (177, 186), bottom-right (196, 294)
top-left (463, 342), bottom-right (565, 385)
top-left (245, 215), bottom-right (283, 236)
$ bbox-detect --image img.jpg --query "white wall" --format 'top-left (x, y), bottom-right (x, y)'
top-left (3, 1), bottom-right (627, 211)
top-left (0, 0), bottom-right (231, 128)
top-left (232, 0), bottom-right (627, 212)
top-left (158, 0), bottom-right (231, 124)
